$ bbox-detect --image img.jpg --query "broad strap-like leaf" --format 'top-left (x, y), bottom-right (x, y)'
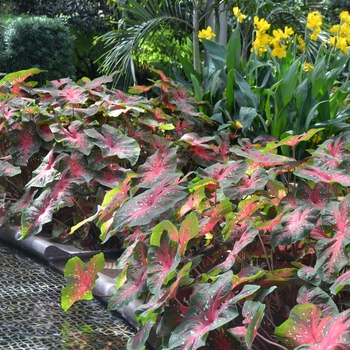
top-left (147, 232), bottom-right (181, 294)
top-left (85, 124), bottom-right (140, 165)
top-left (61, 252), bottom-right (105, 312)
top-left (271, 206), bottom-right (320, 249)
top-left (197, 160), bottom-right (248, 188)
top-left (275, 303), bottom-right (332, 348)
top-left (8, 121), bottom-right (42, 166)
top-left (21, 189), bottom-right (55, 239)
top-left (50, 121), bottom-right (93, 155)
top-left (136, 148), bottom-right (178, 187)
top-left (110, 178), bottom-right (187, 235)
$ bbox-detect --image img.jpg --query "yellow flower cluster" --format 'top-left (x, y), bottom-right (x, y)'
top-left (329, 11), bottom-right (350, 53)
top-left (233, 6), bottom-right (246, 24)
top-left (306, 11), bottom-right (322, 41)
top-left (198, 26), bottom-right (216, 42)
top-left (252, 16), bottom-right (293, 58)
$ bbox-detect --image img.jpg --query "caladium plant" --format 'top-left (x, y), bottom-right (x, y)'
top-left (2, 69), bottom-right (350, 349)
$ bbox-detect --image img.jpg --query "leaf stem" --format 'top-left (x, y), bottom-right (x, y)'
top-left (256, 332), bottom-right (288, 350)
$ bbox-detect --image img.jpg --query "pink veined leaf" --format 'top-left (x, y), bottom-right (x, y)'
top-left (63, 152), bottom-right (93, 183)
top-left (180, 132), bottom-right (214, 145)
top-left (297, 285), bottom-right (339, 317)
top-left (108, 241), bottom-right (148, 311)
top-left (126, 320), bottom-right (155, 350)
top-left (307, 309), bottom-right (350, 350)
top-left (151, 68), bottom-right (170, 83)
top-left (197, 160), bottom-right (248, 188)
top-left (171, 86), bottom-right (199, 116)
top-left (177, 187), bottom-right (208, 219)
top-left (296, 182), bottom-right (330, 209)
top-left (21, 188), bottom-right (55, 239)
top-left (82, 75), bottom-right (113, 90)
top-left (168, 276), bottom-right (259, 350)
top-left (330, 270), bottom-right (350, 295)
top-left (110, 179), bottom-right (187, 238)
top-left (315, 195), bottom-right (350, 282)
top-left (37, 123), bottom-right (54, 142)
top-left (61, 105), bottom-right (100, 119)
top-left (199, 199), bottom-right (232, 236)
top-left (8, 188), bottom-right (37, 215)
top-left (128, 85), bottom-right (152, 94)
top-left (188, 144), bottom-right (220, 167)
top-left (270, 206), bottom-right (320, 249)
top-left (50, 121), bottom-right (93, 155)
top-left (294, 165), bottom-right (350, 186)
top-left (8, 121), bottom-right (42, 166)
top-left (84, 124), bottom-right (140, 165)
top-left (50, 169), bottom-right (77, 203)
top-left (230, 146), bottom-right (293, 166)
top-left (242, 301), bottom-right (266, 350)
top-left (56, 85), bottom-right (88, 104)
top-left (224, 168), bottom-right (268, 200)
top-left (178, 212), bottom-right (199, 255)
top-left (49, 77), bottom-right (73, 88)
top-left (297, 266), bottom-right (322, 288)
top-left (210, 223), bottom-right (258, 273)
top-left (275, 303), bottom-right (332, 348)
top-left (61, 252), bottom-right (105, 312)
top-left (264, 128), bottom-right (324, 152)
top-left (0, 160), bottom-right (21, 177)
top-left (136, 148), bottom-right (178, 187)
top-left (92, 166), bottom-right (127, 188)
top-left (147, 232), bottom-right (181, 294)
top-left (25, 150), bottom-right (66, 188)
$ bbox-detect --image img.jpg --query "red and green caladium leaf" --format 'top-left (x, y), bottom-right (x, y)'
top-left (56, 85), bottom-right (88, 105)
top-left (276, 305), bottom-right (350, 350)
top-left (25, 149), bottom-right (65, 188)
top-left (21, 188), bottom-right (55, 239)
top-left (151, 212), bottom-right (198, 255)
top-left (168, 278), bottom-right (260, 350)
top-left (296, 182), bottom-right (330, 209)
top-left (315, 195), bottom-right (350, 283)
top-left (126, 320), bottom-right (155, 350)
top-left (84, 124), bottom-right (140, 166)
top-left (136, 148), bottom-right (178, 188)
top-left (197, 160), bottom-right (248, 188)
top-left (108, 241), bottom-right (148, 311)
top-left (8, 121), bottom-right (42, 166)
top-left (61, 252), bottom-right (105, 312)
top-left (147, 232), bottom-right (181, 294)
top-left (109, 178), bottom-right (187, 239)
top-left (275, 303), bottom-right (332, 348)
top-left (234, 301), bottom-right (266, 350)
top-left (270, 205), bottom-right (320, 249)
top-left (0, 160), bottom-right (21, 177)
top-left (50, 121), bottom-right (93, 156)
top-left (224, 168), bottom-right (268, 200)
top-left (297, 285), bottom-right (339, 317)
top-left (330, 270), bottom-right (350, 295)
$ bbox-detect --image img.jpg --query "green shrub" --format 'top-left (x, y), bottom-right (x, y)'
top-left (0, 16), bottom-right (75, 84)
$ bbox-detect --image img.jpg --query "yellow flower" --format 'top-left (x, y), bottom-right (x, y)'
top-left (303, 62), bottom-right (314, 72)
top-left (234, 120), bottom-right (243, 129)
top-left (297, 35), bottom-right (305, 51)
top-left (254, 16), bottom-right (271, 31)
top-left (198, 26), bottom-right (216, 42)
top-left (307, 11), bottom-right (322, 41)
top-left (340, 10), bottom-right (350, 24)
top-left (233, 7), bottom-right (247, 23)
top-left (272, 44), bottom-right (288, 59)
top-left (330, 36), bottom-right (349, 53)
